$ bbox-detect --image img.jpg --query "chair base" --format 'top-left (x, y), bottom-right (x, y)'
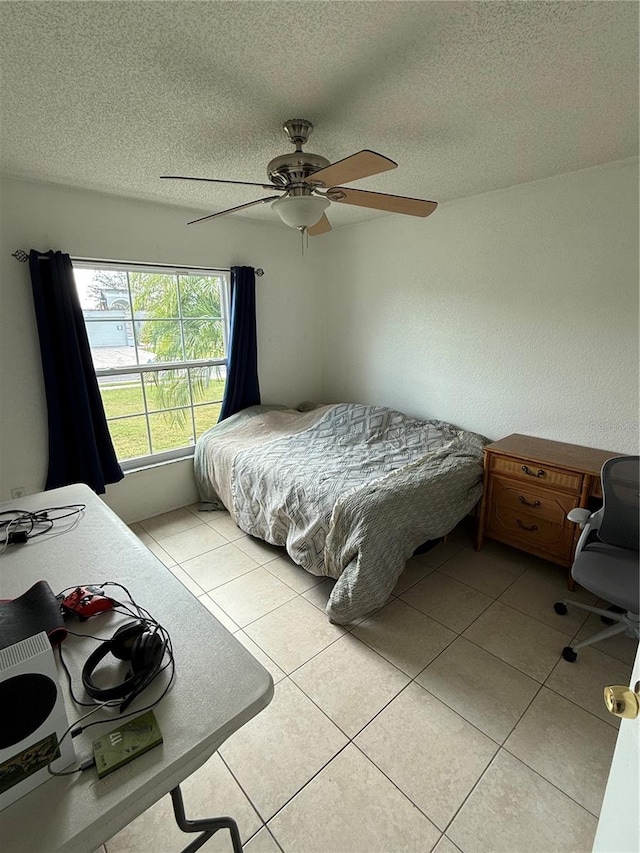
top-left (600, 604), bottom-right (626, 625)
top-left (554, 599), bottom-right (640, 662)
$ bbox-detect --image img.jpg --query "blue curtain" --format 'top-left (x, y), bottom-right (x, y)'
top-left (219, 266), bottom-right (261, 420)
top-left (29, 250), bottom-right (124, 494)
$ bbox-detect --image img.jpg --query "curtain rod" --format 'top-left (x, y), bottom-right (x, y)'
top-left (11, 250), bottom-right (264, 276)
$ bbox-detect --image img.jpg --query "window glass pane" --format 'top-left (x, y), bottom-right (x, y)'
top-left (143, 369), bottom-right (191, 412)
top-left (179, 275), bottom-right (222, 318)
top-left (135, 319), bottom-right (184, 363)
top-left (75, 268), bottom-right (130, 311)
top-left (189, 365), bottom-right (227, 405)
top-left (78, 267), bottom-right (136, 368)
top-left (107, 416), bottom-right (150, 461)
top-left (130, 273), bottom-right (179, 319)
top-left (74, 261), bottom-right (229, 466)
top-left (99, 375), bottom-right (144, 418)
top-left (83, 317), bottom-right (138, 368)
top-left (149, 410), bottom-right (194, 452)
top-left (194, 403), bottom-right (222, 437)
top-left (183, 319), bottom-right (224, 360)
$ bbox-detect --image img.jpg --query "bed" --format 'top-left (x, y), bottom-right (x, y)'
top-left (195, 402), bottom-right (487, 624)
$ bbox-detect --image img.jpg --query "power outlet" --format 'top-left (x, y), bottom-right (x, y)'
top-left (11, 487), bottom-right (26, 499)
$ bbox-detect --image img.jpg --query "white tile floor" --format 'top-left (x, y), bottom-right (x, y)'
top-left (104, 507), bottom-right (637, 853)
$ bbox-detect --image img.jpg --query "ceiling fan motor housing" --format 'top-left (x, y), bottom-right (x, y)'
top-left (267, 151), bottom-right (331, 188)
top-left (268, 119), bottom-right (330, 189)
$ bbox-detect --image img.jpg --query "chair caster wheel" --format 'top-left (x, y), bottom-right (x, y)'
top-left (562, 646), bottom-right (577, 662)
top-left (554, 602), bottom-right (568, 615)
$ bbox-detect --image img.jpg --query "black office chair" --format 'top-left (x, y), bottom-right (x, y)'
top-left (554, 455), bottom-right (639, 662)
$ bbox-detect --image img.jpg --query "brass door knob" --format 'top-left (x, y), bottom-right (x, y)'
top-left (604, 684), bottom-right (640, 720)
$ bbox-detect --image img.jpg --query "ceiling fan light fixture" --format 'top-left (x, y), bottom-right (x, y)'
top-left (271, 195), bottom-right (329, 229)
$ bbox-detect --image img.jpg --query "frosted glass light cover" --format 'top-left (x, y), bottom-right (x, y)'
top-left (272, 195), bottom-right (329, 228)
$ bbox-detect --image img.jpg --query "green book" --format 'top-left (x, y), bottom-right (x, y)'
top-left (92, 710), bottom-right (163, 779)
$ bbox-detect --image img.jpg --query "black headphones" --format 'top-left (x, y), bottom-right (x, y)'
top-left (81, 621), bottom-right (166, 709)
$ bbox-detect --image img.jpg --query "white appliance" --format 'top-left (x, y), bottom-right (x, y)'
top-left (0, 631), bottom-right (76, 810)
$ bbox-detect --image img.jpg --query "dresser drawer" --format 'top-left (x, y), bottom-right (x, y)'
top-left (490, 454), bottom-right (583, 494)
top-left (488, 476), bottom-right (577, 523)
top-left (486, 504), bottom-right (576, 561)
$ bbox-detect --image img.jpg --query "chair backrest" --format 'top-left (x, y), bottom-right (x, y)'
top-left (598, 455), bottom-right (640, 551)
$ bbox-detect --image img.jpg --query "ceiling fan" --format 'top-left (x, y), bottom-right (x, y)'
top-left (161, 119), bottom-right (437, 236)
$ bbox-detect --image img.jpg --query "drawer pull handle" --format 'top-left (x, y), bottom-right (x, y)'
top-left (521, 465), bottom-right (545, 477)
top-left (516, 519), bottom-right (539, 532)
top-left (518, 496), bottom-right (541, 508)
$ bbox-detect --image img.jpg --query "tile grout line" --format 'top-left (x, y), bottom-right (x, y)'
top-left (225, 735), bottom-right (354, 829)
top-left (396, 581), bottom-right (494, 635)
top-left (540, 672), bottom-right (624, 732)
top-left (446, 619), bottom-right (621, 731)
top-left (244, 617), bottom-right (346, 680)
top-left (202, 579), bottom-right (299, 631)
top-left (183, 554), bottom-right (265, 594)
top-left (222, 676), bottom-right (448, 843)
top-left (404, 550), bottom-right (603, 645)
top-left (214, 752), bottom-right (280, 848)
top-left (500, 740), bottom-right (607, 820)
top-left (348, 736), bottom-right (467, 839)
top-left (254, 674), bottom-right (498, 843)
top-left (441, 739), bottom-right (601, 846)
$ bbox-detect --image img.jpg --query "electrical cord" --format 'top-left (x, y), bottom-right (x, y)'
top-left (46, 702), bottom-right (109, 777)
top-left (0, 505), bottom-right (85, 555)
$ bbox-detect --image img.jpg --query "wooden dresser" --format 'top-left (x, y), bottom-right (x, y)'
top-left (476, 434), bottom-right (622, 571)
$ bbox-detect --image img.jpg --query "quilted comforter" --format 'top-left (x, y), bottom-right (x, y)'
top-left (194, 403), bottom-right (487, 624)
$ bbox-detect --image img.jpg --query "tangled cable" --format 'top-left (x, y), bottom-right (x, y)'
top-left (0, 504), bottom-right (86, 555)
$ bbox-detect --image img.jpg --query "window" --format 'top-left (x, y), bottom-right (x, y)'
top-left (73, 260), bottom-right (230, 470)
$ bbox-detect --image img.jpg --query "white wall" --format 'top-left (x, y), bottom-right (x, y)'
top-left (0, 177), bottom-right (322, 520)
top-left (317, 159), bottom-right (639, 454)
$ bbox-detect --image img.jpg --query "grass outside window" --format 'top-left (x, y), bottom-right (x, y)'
top-left (98, 377), bottom-right (224, 461)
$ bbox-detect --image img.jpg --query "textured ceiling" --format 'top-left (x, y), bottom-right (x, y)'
top-left (1, 1), bottom-right (638, 230)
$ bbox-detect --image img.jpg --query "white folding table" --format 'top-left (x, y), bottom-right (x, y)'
top-left (0, 484), bottom-right (273, 852)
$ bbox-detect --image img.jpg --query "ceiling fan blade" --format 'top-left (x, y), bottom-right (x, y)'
top-left (187, 196), bottom-right (281, 225)
top-left (327, 187), bottom-right (437, 218)
top-left (307, 214), bottom-right (332, 237)
top-left (162, 175), bottom-right (278, 191)
top-left (305, 150), bottom-right (397, 189)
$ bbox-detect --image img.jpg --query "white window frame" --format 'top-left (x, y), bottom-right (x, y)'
top-left (73, 258), bottom-right (230, 471)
